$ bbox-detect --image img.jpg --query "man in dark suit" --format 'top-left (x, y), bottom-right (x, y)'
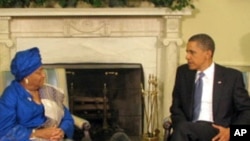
top-left (169, 33), bottom-right (250, 141)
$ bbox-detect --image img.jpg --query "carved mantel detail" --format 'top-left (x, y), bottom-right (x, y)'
top-left (0, 16), bottom-right (13, 48)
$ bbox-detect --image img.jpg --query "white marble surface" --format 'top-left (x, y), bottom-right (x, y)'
top-left (16, 37), bottom-right (157, 79)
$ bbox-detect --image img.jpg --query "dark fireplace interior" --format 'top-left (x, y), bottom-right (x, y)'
top-left (53, 63), bottom-right (144, 141)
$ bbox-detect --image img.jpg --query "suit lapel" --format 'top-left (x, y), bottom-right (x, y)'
top-left (187, 70), bottom-right (196, 97)
top-left (186, 69), bottom-right (196, 119)
top-left (213, 64), bottom-right (224, 117)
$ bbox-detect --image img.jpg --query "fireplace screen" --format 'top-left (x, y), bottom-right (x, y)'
top-left (64, 63), bottom-right (144, 141)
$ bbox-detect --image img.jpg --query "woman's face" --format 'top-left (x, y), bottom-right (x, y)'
top-left (26, 66), bottom-right (46, 90)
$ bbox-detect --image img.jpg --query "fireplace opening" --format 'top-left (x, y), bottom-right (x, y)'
top-left (47, 63), bottom-right (144, 141)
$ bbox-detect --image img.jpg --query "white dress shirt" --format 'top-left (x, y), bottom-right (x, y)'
top-left (196, 63), bottom-right (215, 122)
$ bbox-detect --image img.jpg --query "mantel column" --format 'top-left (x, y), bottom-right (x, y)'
top-left (162, 15), bottom-right (183, 119)
top-left (0, 16), bottom-right (13, 71)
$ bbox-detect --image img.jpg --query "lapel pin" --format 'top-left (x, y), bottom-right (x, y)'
top-left (218, 81), bottom-right (222, 84)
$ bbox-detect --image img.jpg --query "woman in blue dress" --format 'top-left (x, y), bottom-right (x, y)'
top-left (0, 47), bottom-right (74, 141)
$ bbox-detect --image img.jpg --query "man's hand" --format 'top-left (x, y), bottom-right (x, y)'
top-left (212, 124), bottom-right (230, 141)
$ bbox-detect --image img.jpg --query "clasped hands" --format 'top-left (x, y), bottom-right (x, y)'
top-left (32, 126), bottom-right (65, 141)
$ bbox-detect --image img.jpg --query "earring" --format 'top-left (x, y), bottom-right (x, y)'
top-left (24, 78), bottom-right (29, 84)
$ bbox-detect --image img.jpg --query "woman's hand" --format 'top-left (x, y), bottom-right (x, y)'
top-left (32, 127), bottom-right (65, 141)
top-left (49, 127), bottom-right (65, 141)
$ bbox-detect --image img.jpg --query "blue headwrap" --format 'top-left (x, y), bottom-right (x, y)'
top-left (11, 47), bottom-right (42, 81)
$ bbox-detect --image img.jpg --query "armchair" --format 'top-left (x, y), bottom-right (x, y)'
top-left (73, 115), bottom-right (90, 131)
top-left (163, 117), bottom-right (172, 141)
top-left (73, 115), bottom-right (92, 141)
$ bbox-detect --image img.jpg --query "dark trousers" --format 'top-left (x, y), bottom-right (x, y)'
top-left (170, 121), bottom-right (219, 141)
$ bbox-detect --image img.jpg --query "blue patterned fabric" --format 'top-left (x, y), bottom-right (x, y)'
top-left (0, 81), bottom-right (74, 140)
top-left (10, 47), bottom-right (42, 81)
top-left (0, 81), bottom-right (46, 140)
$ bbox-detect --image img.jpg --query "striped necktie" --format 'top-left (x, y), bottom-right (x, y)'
top-left (193, 72), bottom-right (205, 122)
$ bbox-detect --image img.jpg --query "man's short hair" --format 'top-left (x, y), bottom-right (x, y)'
top-left (188, 33), bottom-right (215, 56)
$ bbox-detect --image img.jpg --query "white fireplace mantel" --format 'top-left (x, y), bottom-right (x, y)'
top-left (0, 8), bottom-right (192, 134)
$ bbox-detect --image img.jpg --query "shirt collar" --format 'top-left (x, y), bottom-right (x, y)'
top-left (197, 62), bottom-right (215, 78)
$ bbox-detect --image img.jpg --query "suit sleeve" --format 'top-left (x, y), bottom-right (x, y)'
top-left (232, 71), bottom-right (250, 124)
top-left (170, 67), bottom-right (189, 128)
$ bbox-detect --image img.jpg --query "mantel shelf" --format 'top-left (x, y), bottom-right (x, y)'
top-left (0, 8), bottom-right (192, 17)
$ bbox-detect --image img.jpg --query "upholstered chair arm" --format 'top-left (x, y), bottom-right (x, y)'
top-left (163, 117), bottom-right (172, 141)
top-left (72, 115), bottom-right (91, 130)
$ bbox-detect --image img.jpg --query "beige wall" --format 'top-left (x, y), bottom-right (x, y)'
top-left (180, 0), bottom-right (250, 67)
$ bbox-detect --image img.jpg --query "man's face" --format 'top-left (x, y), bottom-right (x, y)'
top-left (185, 41), bottom-right (212, 71)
